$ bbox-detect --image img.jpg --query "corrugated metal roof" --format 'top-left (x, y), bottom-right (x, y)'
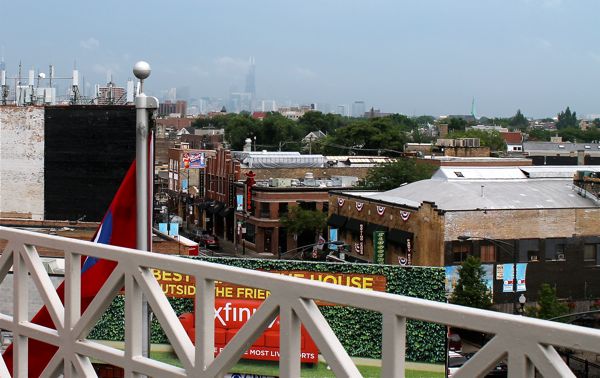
top-left (362, 179), bottom-right (594, 210)
top-left (523, 141), bottom-right (600, 152)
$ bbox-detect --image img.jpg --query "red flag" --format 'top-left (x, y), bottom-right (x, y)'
top-left (3, 162), bottom-right (137, 376)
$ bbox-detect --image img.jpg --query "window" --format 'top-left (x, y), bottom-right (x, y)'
top-left (527, 251), bottom-right (539, 262)
top-left (584, 244), bottom-right (598, 263)
top-left (322, 201), bottom-right (329, 213)
top-left (545, 239), bottom-right (566, 261)
top-left (278, 202), bottom-right (288, 217)
top-left (480, 244), bottom-right (496, 263)
top-left (452, 243), bottom-right (471, 264)
top-left (244, 223), bottom-right (256, 244)
top-left (260, 203), bottom-right (270, 218)
top-left (555, 244), bottom-right (566, 261)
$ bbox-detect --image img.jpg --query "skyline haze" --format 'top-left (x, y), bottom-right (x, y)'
top-left (1, 0), bottom-right (599, 118)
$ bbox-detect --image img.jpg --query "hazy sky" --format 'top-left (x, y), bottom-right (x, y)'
top-left (2, 0), bottom-right (599, 118)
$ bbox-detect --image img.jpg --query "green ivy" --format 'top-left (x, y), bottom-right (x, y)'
top-left (88, 257), bottom-right (445, 363)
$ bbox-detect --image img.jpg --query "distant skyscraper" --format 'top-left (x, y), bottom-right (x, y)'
top-left (166, 87), bottom-right (177, 102)
top-left (352, 101), bottom-right (366, 118)
top-left (245, 57), bottom-right (256, 96)
top-left (471, 97), bottom-right (477, 119)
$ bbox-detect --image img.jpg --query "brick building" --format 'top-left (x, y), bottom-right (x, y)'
top-left (329, 166), bottom-right (600, 307)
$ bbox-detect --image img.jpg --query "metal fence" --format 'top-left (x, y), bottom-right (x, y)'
top-left (1, 226), bottom-right (600, 377)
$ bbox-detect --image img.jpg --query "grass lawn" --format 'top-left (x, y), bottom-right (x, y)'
top-left (151, 351), bottom-right (444, 378)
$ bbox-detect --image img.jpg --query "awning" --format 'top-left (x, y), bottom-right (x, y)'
top-left (345, 218), bottom-right (363, 233)
top-left (210, 203), bottom-right (224, 215)
top-left (327, 214), bottom-right (347, 228)
top-left (365, 223), bottom-right (388, 235)
top-left (388, 228), bottom-right (413, 245)
top-left (218, 207), bottom-right (234, 217)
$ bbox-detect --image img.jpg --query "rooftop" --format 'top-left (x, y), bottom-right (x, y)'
top-left (344, 166), bottom-right (599, 211)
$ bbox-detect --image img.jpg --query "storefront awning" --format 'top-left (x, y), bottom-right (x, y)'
top-left (327, 214), bottom-right (347, 228)
top-left (345, 218), bottom-right (363, 233)
top-left (365, 223), bottom-right (388, 235)
top-left (387, 228), bottom-right (413, 246)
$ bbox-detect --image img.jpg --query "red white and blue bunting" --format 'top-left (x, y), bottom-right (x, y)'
top-left (376, 205), bottom-right (386, 216)
top-left (337, 198), bottom-right (345, 207)
top-left (400, 211), bottom-right (411, 221)
top-left (356, 202), bottom-right (364, 212)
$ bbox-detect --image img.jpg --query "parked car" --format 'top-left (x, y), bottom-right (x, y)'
top-left (448, 351), bottom-right (507, 377)
top-left (197, 233), bottom-right (219, 250)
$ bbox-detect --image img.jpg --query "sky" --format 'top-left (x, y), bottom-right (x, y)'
top-left (2, 0), bottom-right (600, 118)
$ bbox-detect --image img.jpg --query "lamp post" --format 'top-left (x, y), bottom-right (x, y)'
top-left (280, 241), bottom-right (344, 260)
top-left (457, 235), bottom-right (519, 314)
top-left (518, 294), bottom-right (527, 315)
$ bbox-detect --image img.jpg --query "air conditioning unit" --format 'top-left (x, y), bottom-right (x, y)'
top-left (557, 253), bottom-right (566, 261)
top-left (529, 255), bottom-right (538, 262)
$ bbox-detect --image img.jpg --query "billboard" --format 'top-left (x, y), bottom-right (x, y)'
top-left (189, 152), bottom-right (206, 168)
top-left (153, 268), bottom-right (387, 364)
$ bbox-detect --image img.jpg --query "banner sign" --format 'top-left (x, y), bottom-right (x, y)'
top-left (502, 263), bottom-right (527, 293)
top-left (167, 268), bottom-right (388, 364)
top-left (152, 269), bottom-right (387, 300)
top-left (373, 231), bottom-right (386, 264)
top-left (189, 152), bottom-right (206, 168)
top-left (329, 228), bottom-right (338, 250)
top-left (236, 194), bottom-right (244, 212)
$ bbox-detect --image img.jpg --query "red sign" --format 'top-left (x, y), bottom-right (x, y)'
top-left (179, 299), bottom-right (318, 363)
top-left (245, 171), bottom-right (256, 212)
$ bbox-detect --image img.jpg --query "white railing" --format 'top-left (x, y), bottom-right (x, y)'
top-left (0, 226), bottom-right (599, 377)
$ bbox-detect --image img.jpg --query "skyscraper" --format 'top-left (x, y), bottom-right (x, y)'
top-left (245, 57), bottom-right (256, 111)
top-left (352, 101), bottom-right (366, 118)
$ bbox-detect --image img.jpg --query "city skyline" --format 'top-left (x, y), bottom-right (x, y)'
top-left (1, 0), bottom-right (600, 118)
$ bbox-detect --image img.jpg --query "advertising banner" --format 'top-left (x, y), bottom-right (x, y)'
top-left (329, 228), bottom-right (338, 250)
top-left (502, 263), bottom-right (527, 293)
top-left (153, 269), bottom-right (387, 301)
top-left (236, 194), bottom-right (244, 212)
top-left (373, 231), bottom-right (386, 264)
top-left (160, 268), bottom-right (388, 364)
top-left (189, 152), bottom-right (206, 168)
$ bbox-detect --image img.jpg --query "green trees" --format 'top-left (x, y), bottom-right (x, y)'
top-left (363, 159), bottom-right (435, 190)
top-left (526, 283), bottom-right (569, 320)
top-left (509, 109), bottom-right (529, 130)
top-left (556, 106), bottom-right (578, 130)
top-left (446, 129), bottom-right (506, 151)
top-left (280, 206), bottom-right (327, 239)
top-left (450, 256), bottom-right (492, 310)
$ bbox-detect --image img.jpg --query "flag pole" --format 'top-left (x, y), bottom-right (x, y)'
top-left (133, 61), bottom-right (159, 361)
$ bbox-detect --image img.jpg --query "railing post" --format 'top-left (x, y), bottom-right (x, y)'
top-left (382, 313), bottom-right (406, 378)
top-left (13, 250), bottom-right (28, 377)
top-left (279, 303), bottom-right (301, 377)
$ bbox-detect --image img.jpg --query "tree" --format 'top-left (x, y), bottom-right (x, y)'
top-left (509, 109), bottom-right (529, 130)
top-left (527, 283), bottom-right (569, 320)
top-left (280, 207), bottom-right (327, 239)
top-left (363, 158), bottom-right (435, 190)
top-left (556, 106), bottom-right (578, 130)
top-left (450, 256), bottom-right (492, 309)
top-left (448, 117), bottom-right (468, 131)
top-left (446, 129), bottom-right (506, 151)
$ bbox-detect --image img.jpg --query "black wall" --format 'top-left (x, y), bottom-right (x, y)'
top-left (44, 106), bottom-right (136, 222)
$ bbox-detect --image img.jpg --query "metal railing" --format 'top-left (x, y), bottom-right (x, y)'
top-left (1, 226), bottom-right (600, 377)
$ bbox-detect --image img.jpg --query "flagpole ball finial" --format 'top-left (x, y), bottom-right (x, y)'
top-left (133, 61), bottom-right (151, 80)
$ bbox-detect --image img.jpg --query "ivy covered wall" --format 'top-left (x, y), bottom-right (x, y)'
top-left (88, 257), bottom-right (446, 363)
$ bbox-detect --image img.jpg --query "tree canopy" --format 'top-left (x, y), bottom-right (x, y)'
top-left (280, 207), bottom-right (327, 237)
top-left (363, 159), bottom-right (435, 190)
top-left (446, 129), bottom-right (506, 151)
top-left (526, 283), bottom-right (569, 320)
top-left (450, 256), bottom-right (492, 310)
top-left (556, 106), bottom-right (578, 130)
top-left (509, 109), bottom-right (529, 130)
